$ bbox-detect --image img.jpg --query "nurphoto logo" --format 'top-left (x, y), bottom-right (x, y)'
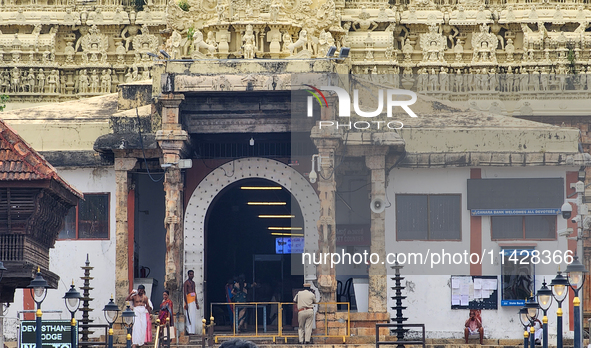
top-left (304, 85), bottom-right (419, 130)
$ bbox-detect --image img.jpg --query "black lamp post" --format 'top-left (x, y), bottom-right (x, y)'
top-left (121, 303), bottom-right (135, 348)
top-left (63, 282), bottom-right (82, 348)
top-left (565, 256), bottom-right (588, 348)
top-left (519, 307), bottom-right (530, 348)
top-left (525, 296), bottom-right (540, 348)
top-left (550, 271), bottom-right (569, 348)
top-left (537, 279), bottom-right (553, 348)
top-left (27, 268), bottom-right (49, 348)
top-left (102, 297), bottom-right (120, 348)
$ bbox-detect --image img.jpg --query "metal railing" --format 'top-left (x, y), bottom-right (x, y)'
top-left (210, 301), bottom-right (350, 343)
top-left (78, 324), bottom-right (109, 347)
top-left (375, 323), bottom-right (426, 348)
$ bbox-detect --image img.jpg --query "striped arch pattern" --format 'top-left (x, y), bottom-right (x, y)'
top-left (183, 157), bottom-right (320, 331)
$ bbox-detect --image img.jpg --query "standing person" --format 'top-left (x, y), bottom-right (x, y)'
top-left (125, 285), bottom-right (152, 347)
top-left (294, 283), bottom-right (317, 344)
top-left (183, 270), bottom-right (199, 335)
top-left (159, 290), bottom-right (174, 325)
top-left (231, 275), bottom-right (256, 332)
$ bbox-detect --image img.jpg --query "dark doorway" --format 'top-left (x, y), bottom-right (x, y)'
top-left (205, 178), bottom-right (304, 328)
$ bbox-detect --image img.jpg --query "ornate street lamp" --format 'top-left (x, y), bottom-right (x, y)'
top-left (565, 256), bottom-right (588, 348)
top-left (121, 303), bottom-right (135, 348)
top-left (537, 279), bottom-right (553, 348)
top-left (102, 297), bottom-right (120, 348)
top-left (63, 282), bottom-right (82, 348)
top-left (550, 271), bottom-right (569, 348)
top-left (519, 307), bottom-right (530, 348)
top-left (27, 268), bottom-right (49, 348)
top-left (525, 296), bottom-right (540, 348)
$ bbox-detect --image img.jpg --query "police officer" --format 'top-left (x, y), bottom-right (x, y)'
top-left (294, 283), bottom-right (317, 344)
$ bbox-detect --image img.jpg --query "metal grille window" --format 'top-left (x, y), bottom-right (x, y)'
top-left (491, 216), bottom-right (556, 240)
top-left (58, 193), bottom-right (110, 240)
top-left (396, 194), bottom-right (461, 241)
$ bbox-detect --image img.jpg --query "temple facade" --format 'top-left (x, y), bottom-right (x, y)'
top-left (2, 0), bottom-right (591, 342)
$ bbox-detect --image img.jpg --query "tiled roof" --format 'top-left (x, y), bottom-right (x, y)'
top-left (0, 119), bottom-right (83, 198)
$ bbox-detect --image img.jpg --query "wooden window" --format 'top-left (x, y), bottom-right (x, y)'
top-left (58, 193), bottom-right (110, 240)
top-left (396, 194), bottom-right (461, 241)
top-left (491, 216), bottom-right (556, 240)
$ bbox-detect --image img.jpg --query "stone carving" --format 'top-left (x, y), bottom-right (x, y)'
top-left (77, 25), bottom-right (109, 64)
top-left (132, 24), bottom-right (159, 61)
top-left (242, 24), bottom-right (256, 59)
top-left (471, 24), bottom-right (497, 64)
top-left (420, 24), bottom-right (446, 64)
top-left (353, 7), bottom-right (377, 32)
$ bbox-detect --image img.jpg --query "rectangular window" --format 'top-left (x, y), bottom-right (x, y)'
top-left (58, 193), bottom-right (110, 240)
top-left (491, 216), bottom-right (556, 240)
top-left (396, 194), bottom-right (461, 241)
top-left (501, 249), bottom-right (535, 306)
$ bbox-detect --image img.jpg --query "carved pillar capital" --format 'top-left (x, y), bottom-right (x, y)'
top-left (159, 93), bottom-right (185, 127)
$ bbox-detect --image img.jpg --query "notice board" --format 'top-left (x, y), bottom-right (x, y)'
top-left (450, 275), bottom-right (498, 310)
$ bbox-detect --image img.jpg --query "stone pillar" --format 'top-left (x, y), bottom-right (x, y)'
top-left (365, 150), bottom-right (388, 313)
top-left (114, 156), bottom-right (137, 308)
top-left (311, 97), bottom-right (341, 307)
top-left (156, 93), bottom-right (189, 319)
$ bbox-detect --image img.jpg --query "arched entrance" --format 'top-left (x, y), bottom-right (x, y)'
top-left (183, 158), bottom-right (320, 331)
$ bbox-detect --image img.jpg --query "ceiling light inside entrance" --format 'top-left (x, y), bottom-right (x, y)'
top-left (268, 227), bottom-right (302, 230)
top-left (259, 215), bottom-right (295, 218)
top-left (241, 186), bottom-right (282, 190)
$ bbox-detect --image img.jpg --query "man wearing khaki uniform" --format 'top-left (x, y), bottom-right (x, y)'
top-left (294, 283), bottom-right (317, 344)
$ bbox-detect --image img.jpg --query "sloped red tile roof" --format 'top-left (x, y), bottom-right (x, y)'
top-left (0, 119), bottom-right (83, 198)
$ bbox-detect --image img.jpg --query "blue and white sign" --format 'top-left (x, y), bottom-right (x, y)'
top-left (501, 300), bottom-right (525, 306)
top-left (470, 208), bottom-right (560, 216)
top-left (275, 237), bottom-right (304, 254)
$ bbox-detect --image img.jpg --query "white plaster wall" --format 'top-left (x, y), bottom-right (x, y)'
top-left (4, 167), bottom-right (117, 341)
top-left (386, 166), bottom-right (578, 340)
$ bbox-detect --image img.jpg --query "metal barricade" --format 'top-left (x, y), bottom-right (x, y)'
top-left (375, 323), bottom-right (426, 348)
top-left (210, 301), bottom-right (350, 343)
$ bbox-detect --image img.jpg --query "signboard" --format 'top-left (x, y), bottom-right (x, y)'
top-left (470, 208), bottom-right (560, 216)
top-left (20, 320), bottom-right (75, 348)
top-left (336, 225), bottom-right (370, 246)
top-left (275, 237), bottom-right (304, 254)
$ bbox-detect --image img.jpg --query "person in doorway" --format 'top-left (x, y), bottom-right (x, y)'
top-left (125, 285), bottom-right (152, 347)
top-left (183, 270), bottom-right (199, 335)
top-left (294, 283), bottom-right (317, 344)
top-left (231, 275), bottom-right (256, 332)
top-left (464, 309), bottom-right (484, 344)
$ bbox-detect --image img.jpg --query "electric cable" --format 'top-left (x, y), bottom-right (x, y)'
top-left (136, 107), bottom-right (164, 183)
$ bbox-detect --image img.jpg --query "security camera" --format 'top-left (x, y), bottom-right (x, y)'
top-left (561, 202), bottom-right (572, 219)
top-left (558, 228), bottom-right (574, 237)
top-left (308, 170), bottom-right (317, 184)
top-left (572, 216), bottom-right (581, 224)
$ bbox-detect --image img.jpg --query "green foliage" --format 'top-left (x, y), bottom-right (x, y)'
top-left (178, 0), bottom-right (190, 11)
top-left (187, 27), bottom-right (195, 41)
top-left (0, 95), bottom-right (8, 112)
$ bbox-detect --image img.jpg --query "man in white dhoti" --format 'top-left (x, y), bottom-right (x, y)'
top-left (183, 270), bottom-right (199, 334)
top-left (126, 285), bottom-right (152, 347)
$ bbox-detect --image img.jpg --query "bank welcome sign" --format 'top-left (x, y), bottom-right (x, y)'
top-left (20, 320), bottom-right (75, 348)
